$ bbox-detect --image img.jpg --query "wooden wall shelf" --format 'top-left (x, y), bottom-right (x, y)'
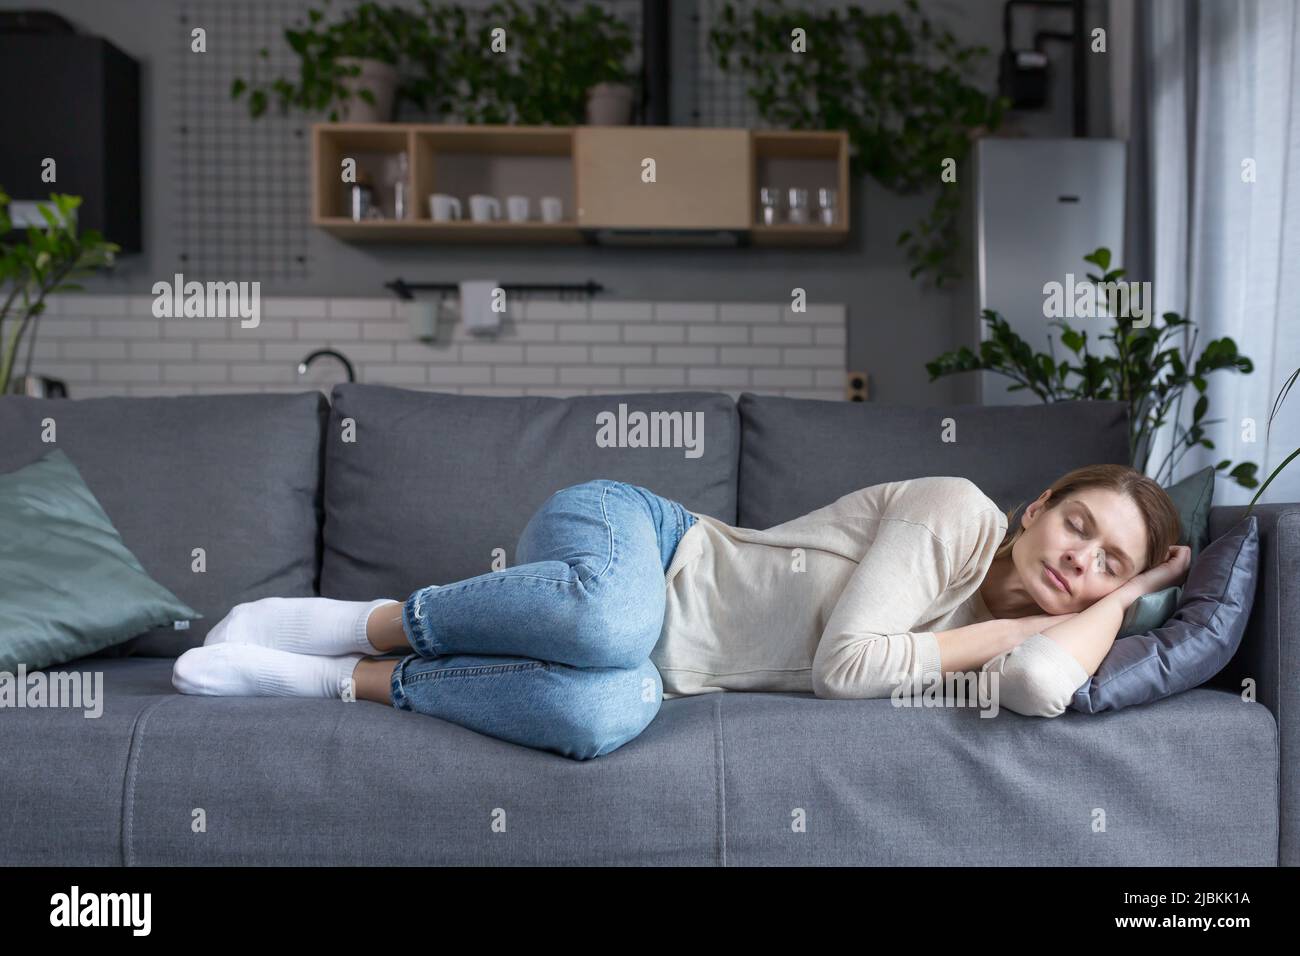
top-left (311, 123), bottom-right (849, 246)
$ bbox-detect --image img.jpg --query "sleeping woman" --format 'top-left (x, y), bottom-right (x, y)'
top-left (173, 463), bottom-right (1191, 760)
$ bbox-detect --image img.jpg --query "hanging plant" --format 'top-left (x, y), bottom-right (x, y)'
top-left (230, 0), bottom-right (436, 121)
top-left (709, 0), bottom-right (1008, 287)
top-left (413, 0), bottom-right (636, 125)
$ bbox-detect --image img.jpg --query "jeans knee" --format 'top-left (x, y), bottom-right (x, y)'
top-left (565, 662), bottom-right (661, 759)
top-left (580, 588), bottom-right (664, 669)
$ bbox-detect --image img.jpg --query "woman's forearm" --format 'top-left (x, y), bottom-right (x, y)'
top-left (1035, 584), bottom-right (1137, 675)
top-left (933, 618), bottom-right (1026, 674)
top-left (935, 577), bottom-right (1142, 678)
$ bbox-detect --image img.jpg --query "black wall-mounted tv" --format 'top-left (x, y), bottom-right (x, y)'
top-left (0, 25), bottom-right (142, 253)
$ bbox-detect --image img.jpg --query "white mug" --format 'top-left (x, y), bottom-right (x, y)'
top-left (506, 195), bottom-right (530, 222)
top-left (429, 194), bottom-right (461, 221)
top-left (539, 196), bottom-right (563, 223)
top-left (469, 194), bottom-right (501, 222)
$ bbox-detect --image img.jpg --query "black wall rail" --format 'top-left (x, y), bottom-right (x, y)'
top-left (384, 279), bottom-right (606, 301)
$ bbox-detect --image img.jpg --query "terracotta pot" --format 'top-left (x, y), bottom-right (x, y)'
top-left (585, 82), bottom-right (634, 125)
top-left (335, 57), bottom-right (398, 122)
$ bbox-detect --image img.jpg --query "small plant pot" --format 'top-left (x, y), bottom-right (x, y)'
top-left (335, 57), bottom-right (399, 122)
top-left (585, 82), bottom-right (634, 125)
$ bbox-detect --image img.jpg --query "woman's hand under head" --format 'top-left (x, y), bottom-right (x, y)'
top-left (981, 485), bottom-right (1184, 618)
top-left (1113, 543), bottom-right (1193, 604)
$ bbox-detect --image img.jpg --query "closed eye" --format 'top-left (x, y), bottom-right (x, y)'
top-left (1069, 519), bottom-right (1116, 576)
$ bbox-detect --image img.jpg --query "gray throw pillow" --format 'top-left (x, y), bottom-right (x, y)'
top-left (1115, 465), bottom-right (1215, 639)
top-left (1070, 515), bottom-right (1259, 713)
top-left (0, 448), bottom-right (202, 670)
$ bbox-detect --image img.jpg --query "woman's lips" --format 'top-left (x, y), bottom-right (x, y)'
top-left (1044, 563), bottom-right (1071, 594)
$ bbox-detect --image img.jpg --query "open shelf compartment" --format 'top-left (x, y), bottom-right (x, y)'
top-left (750, 130), bottom-right (849, 244)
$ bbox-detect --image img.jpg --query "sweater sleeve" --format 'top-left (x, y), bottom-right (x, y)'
top-left (811, 515), bottom-right (953, 700)
top-left (979, 632), bottom-right (1091, 717)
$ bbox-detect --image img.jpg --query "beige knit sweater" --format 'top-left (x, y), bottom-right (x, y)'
top-left (651, 476), bottom-right (1091, 716)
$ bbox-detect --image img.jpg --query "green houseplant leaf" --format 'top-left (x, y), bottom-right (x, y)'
top-left (926, 247), bottom-right (1261, 490)
top-left (232, 0), bottom-right (636, 126)
top-left (1245, 363), bottom-right (1300, 515)
top-left (231, 0), bottom-right (438, 121)
top-left (0, 189), bottom-right (120, 396)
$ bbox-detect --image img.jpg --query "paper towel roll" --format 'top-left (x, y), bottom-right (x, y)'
top-left (460, 279), bottom-right (502, 336)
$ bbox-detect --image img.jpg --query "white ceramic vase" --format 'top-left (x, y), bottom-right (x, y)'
top-left (585, 82), bottom-right (634, 125)
top-left (334, 57), bottom-right (399, 122)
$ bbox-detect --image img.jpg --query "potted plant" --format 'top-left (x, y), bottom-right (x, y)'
top-left (420, 0), bottom-right (636, 125)
top-left (578, 0), bottom-right (638, 128)
top-left (925, 247), bottom-right (1260, 491)
top-left (0, 189), bottom-right (119, 397)
top-left (709, 0), bottom-right (1007, 287)
top-left (231, 0), bottom-right (433, 122)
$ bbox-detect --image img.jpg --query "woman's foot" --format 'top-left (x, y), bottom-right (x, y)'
top-left (172, 643), bottom-right (363, 699)
top-left (203, 596), bottom-right (400, 656)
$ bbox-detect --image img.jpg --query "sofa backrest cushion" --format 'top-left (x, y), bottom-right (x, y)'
top-left (737, 394), bottom-right (1132, 528)
top-left (0, 392), bottom-right (329, 657)
top-left (319, 385), bottom-right (739, 599)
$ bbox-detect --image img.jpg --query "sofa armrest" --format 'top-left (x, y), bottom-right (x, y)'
top-left (1208, 502), bottom-right (1300, 865)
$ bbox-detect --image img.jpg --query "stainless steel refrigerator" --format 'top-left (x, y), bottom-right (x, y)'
top-left (964, 138), bottom-right (1128, 405)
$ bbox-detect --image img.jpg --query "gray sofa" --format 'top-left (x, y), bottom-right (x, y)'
top-left (1, 385), bottom-right (1294, 866)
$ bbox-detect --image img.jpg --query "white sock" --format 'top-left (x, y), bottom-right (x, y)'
top-left (202, 596), bottom-right (400, 657)
top-left (173, 643), bottom-right (364, 699)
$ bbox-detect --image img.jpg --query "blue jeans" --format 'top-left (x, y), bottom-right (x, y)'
top-left (389, 479), bottom-right (698, 760)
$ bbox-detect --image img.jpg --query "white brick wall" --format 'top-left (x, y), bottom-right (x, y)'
top-left (29, 294), bottom-right (848, 401)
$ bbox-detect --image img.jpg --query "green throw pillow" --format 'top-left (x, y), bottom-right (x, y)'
top-left (1164, 464), bottom-right (1216, 561)
top-left (0, 447), bottom-right (202, 670)
top-left (1116, 465), bottom-right (1214, 639)
top-left (1117, 585), bottom-right (1183, 639)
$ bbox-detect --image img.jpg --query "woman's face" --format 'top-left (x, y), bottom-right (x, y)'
top-left (1014, 486), bottom-right (1150, 614)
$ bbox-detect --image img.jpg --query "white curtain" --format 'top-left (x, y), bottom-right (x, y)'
top-left (1135, 0), bottom-right (1300, 505)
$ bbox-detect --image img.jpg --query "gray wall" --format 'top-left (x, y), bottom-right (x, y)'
top-left (2, 0), bottom-right (1105, 404)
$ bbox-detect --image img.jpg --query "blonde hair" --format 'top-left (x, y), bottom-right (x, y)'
top-left (993, 464), bottom-right (1181, 574)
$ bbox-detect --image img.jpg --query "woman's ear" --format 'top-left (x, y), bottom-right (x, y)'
top-left (1023, 489), bottom-right (1053, 526)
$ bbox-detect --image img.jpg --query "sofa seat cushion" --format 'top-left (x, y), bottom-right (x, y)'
top-left (37, 658), bottom-right (721, 866)
top-left (716, 689), bottom-right (1277, 865)
top-left (320, 385), bottom-right (739, 599)
top-left (0, 658), bottom-right (174, 865)
top-left (0, 658), bottom-right (1276, 866)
